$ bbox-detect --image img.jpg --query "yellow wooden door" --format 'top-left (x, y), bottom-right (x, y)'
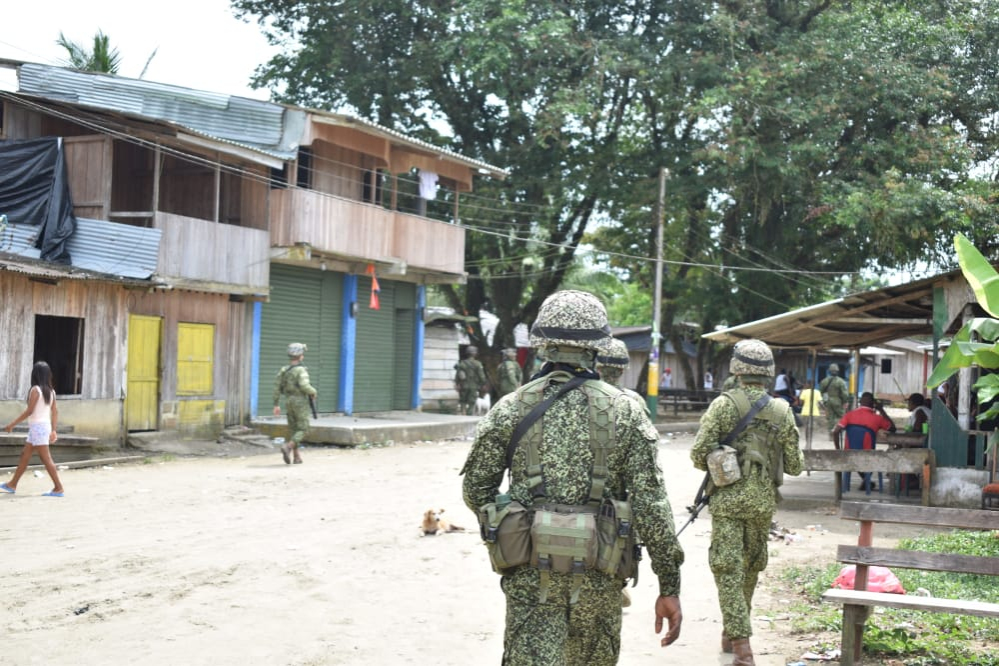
top-left (126, 314), bottom-right (161, 431)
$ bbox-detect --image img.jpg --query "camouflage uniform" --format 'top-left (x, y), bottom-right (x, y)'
top-left (690, 339), bottom-right (803, 664)
top-left (596, 338), bottom-right (649, 416)
top-left (273, 342), bottom-right (317, 464)
top-left (462, 291), bottom-right (683, 665)
top-left (818, 364), bottom-right (849, 443)
top-left (496, 349), bottom-right (523, 399)
top-left (455, 346), bottom-right (487, 415)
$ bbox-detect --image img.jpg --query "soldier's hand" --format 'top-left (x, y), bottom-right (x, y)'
top-left (654, 594), bottom-right (682, 646)
top-left (273, 406), bottom-right (281, 416)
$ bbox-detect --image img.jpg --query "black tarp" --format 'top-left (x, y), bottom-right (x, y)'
top-left (0, 137), bottom-right (76, 263)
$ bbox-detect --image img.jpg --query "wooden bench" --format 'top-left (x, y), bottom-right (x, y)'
top-left (658, 388), bottom-right (720, 416)
top-left (803, 448), bottom-right (935, 506)
top-left (822, 502), bottom-right (999, 666)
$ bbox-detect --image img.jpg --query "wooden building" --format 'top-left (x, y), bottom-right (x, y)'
top-left (0, 60), bottom-right (505, 447)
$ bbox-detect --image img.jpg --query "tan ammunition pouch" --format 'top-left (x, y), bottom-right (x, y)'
top-left (478, 497), bottom-right (532, 574)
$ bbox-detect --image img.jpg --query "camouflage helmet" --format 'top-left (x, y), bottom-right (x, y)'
top-left (503, 347), bottom-right (517, 359)
top-left (466, 345), bottom-right (478, 356)
top-left (729, 339), bottom-right (774, 378)
top-left (529, 290), bottom-right (612, 353)
top-left (287, 342), bottom-right (307, 357)
top-left (596, 338), bottom-right (630, 369)
top-left (828, 363), bottom-right (840, 375)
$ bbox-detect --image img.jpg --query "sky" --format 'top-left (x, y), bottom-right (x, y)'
top-left (0, 0), bottom-right (278, 99)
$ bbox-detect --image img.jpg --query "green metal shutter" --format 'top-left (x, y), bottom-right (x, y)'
top-left (392, 284), bottom-right (416, 409)
top-left (353, 276), bottom-right (397, 412)
top-left (259, 265), bottom-right (342, 413)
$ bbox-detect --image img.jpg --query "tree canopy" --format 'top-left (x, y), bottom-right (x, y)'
top-left (235, 0), bottom-right (999, 386)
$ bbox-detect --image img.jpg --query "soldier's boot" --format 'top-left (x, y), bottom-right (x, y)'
top-left (621, 589), bottom-right (631, 608)
top-left (721, 632), bottom-right (733, 653)
top-left (292, 443), bottom-right (303, 464)
top-left (731, 638), bottom-right (755, 666)
top-left (280, 444), bottom-right (291, 465)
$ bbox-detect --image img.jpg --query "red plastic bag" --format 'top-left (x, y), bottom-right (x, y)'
top-left (832, 565), bottom-right (906, 594)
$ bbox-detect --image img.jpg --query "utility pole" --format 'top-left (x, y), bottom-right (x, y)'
top-left (646, 167), bottom-right (667, 415)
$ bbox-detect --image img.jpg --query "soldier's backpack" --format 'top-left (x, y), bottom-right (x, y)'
top-left (716, 390), bottom-right (790, 488)
top-left (476, 372), bottom-right (640, 604)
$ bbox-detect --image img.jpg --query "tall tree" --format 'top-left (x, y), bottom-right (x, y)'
top-left (236, 1), bottom-right (999, 383)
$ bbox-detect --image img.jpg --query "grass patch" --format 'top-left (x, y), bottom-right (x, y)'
top-left (775, 530), bottom-right (999, 666)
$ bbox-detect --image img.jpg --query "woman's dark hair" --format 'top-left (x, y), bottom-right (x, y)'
top-left (30, 361), bottom-right (54, 405)
top-left (908, 393), bottom-right (925, 407)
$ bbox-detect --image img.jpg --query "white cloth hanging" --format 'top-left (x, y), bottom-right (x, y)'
top-left (419, 170), bottom-right (439, 200)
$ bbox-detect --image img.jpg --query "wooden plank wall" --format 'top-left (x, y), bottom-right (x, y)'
top-left (392, 210), bottom-right (464, 274)
top-left (64, 135), bottom-right (112, 220)
top-left (311, 142), bottom-right (366, 200)
top-left (130, 289), bottom-right (248, 418)
top-left (155, 212), bottom-right (270, 289)
top-left (271, 188), bottom-right (394, 260)
top-left (0, 273), bottom-right (127, 400)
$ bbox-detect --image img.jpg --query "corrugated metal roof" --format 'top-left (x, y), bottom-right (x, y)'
top-left (16, 63), bottom-right (301, 160)
top-left (13, 62), bottom-right (507, 177)
top-left (702, 272), bottom-right (962, 350)
top-left (0, 216), bottom-right (160, 279)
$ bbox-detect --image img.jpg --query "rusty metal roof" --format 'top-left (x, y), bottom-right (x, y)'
top-left (703, 271), bottom-right (965, 350)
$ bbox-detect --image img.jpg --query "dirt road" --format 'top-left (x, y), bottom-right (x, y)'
top-left (1, 433), bottom-right (877, 665)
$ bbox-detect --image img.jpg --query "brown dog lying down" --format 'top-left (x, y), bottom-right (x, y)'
top-left (421, 508), bottom-right (466, 536)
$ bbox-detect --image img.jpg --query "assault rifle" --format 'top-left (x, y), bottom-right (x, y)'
top-left (676, 471), bottom-right (711, 537)
top-left (308, 395), bottom-right (318, 419)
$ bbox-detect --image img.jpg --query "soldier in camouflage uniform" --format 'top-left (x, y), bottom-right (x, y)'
top-left (272, 342), bottom-right (318, 465)
top-left (462, 290), bottom-right (683, 665)
top-left (596, 338), bottom-right (649, 416)
top-left (818, 363), bottom-right (850, 446)
top-left (690, 339), bottom-right (803, 666)
top-left (454, 345), bottom-right (487, 415)
top-left (496, 348), bottom-right (523, 399)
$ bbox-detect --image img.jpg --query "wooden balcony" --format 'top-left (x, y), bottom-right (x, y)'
top-left (270, 188), bottom-right (465, 276)
top-left (154, 212), bottom-right (270, 293)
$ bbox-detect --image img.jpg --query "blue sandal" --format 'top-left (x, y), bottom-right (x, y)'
top-left (43, 491), bottom-right (64, 497)
top-left (0, 483), bottom-right (14, 494)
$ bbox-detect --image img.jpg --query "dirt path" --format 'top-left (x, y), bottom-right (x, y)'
top-left (1, 433), bottom-right (915, 665)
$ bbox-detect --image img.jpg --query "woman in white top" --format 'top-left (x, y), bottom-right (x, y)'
top-left (1, 361), bottom-right (64, 496)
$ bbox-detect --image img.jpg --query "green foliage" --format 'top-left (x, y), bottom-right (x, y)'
top-left (234, 0), bottom-right (999, 357)
top-left (776, 530), bottom-right (999, 665)
top-left (926, 234), bottom-right (999, 432)
top-left (56, 30), bottom-right (121, 74)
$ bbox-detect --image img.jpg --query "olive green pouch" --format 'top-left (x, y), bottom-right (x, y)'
top-left (478, 497), bottom-right (532, 574)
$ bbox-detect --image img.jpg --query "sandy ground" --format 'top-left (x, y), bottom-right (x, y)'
top-left (0, 431), bottom-right (915, 666)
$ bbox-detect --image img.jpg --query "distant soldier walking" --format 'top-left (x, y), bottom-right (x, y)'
top-left (496, 348), bottom-right (523, 399)
top-left (818, 363), bottom-right (850, 446)
top-left (691, 339), bottom-right (803, 666)
top-left (273, 342), bottom-right (317, 464)
top-left (454, 345), bottom-right (487, 415)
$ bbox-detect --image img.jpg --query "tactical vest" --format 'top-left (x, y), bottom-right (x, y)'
top-left (721, 390), bottom-right (789, 487)
top-left (477, 372), bottom-right (639, 604)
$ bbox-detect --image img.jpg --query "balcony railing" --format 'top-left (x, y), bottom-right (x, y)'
top-left (270, 188), bottom-right (465, 276)
top-left (154, 212), bottom-right (270, 291)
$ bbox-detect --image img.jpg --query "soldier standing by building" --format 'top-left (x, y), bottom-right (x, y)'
top-left (819, 363), bottom-right (850, 446)
top-left (461, 290), bottom-right (683, 665)
top-left (272, 342), bottom-right (317, 465)
top-left (690, 339), bottom-right (803, 666)
top-left (496, 347), bottom-right (523, 399)
top-left (454, 345), bottom-right (487, 415)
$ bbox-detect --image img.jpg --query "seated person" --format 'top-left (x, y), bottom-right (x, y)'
top-left (832, 392), bottom-right (896, 492)
top-left (905, 393), bottom-right (931, 433)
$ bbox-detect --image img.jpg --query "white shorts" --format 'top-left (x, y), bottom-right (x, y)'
top-left (27, 422), bottom-right (51, 446)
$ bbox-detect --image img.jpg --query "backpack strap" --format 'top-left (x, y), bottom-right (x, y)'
top-left (720, 391), bottom-right (772, 447)
top-left (506, 374), bottom-right (587, 474)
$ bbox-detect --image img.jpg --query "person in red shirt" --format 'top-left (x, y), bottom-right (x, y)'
top-left (832, 392), bottom-right (896, 492)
